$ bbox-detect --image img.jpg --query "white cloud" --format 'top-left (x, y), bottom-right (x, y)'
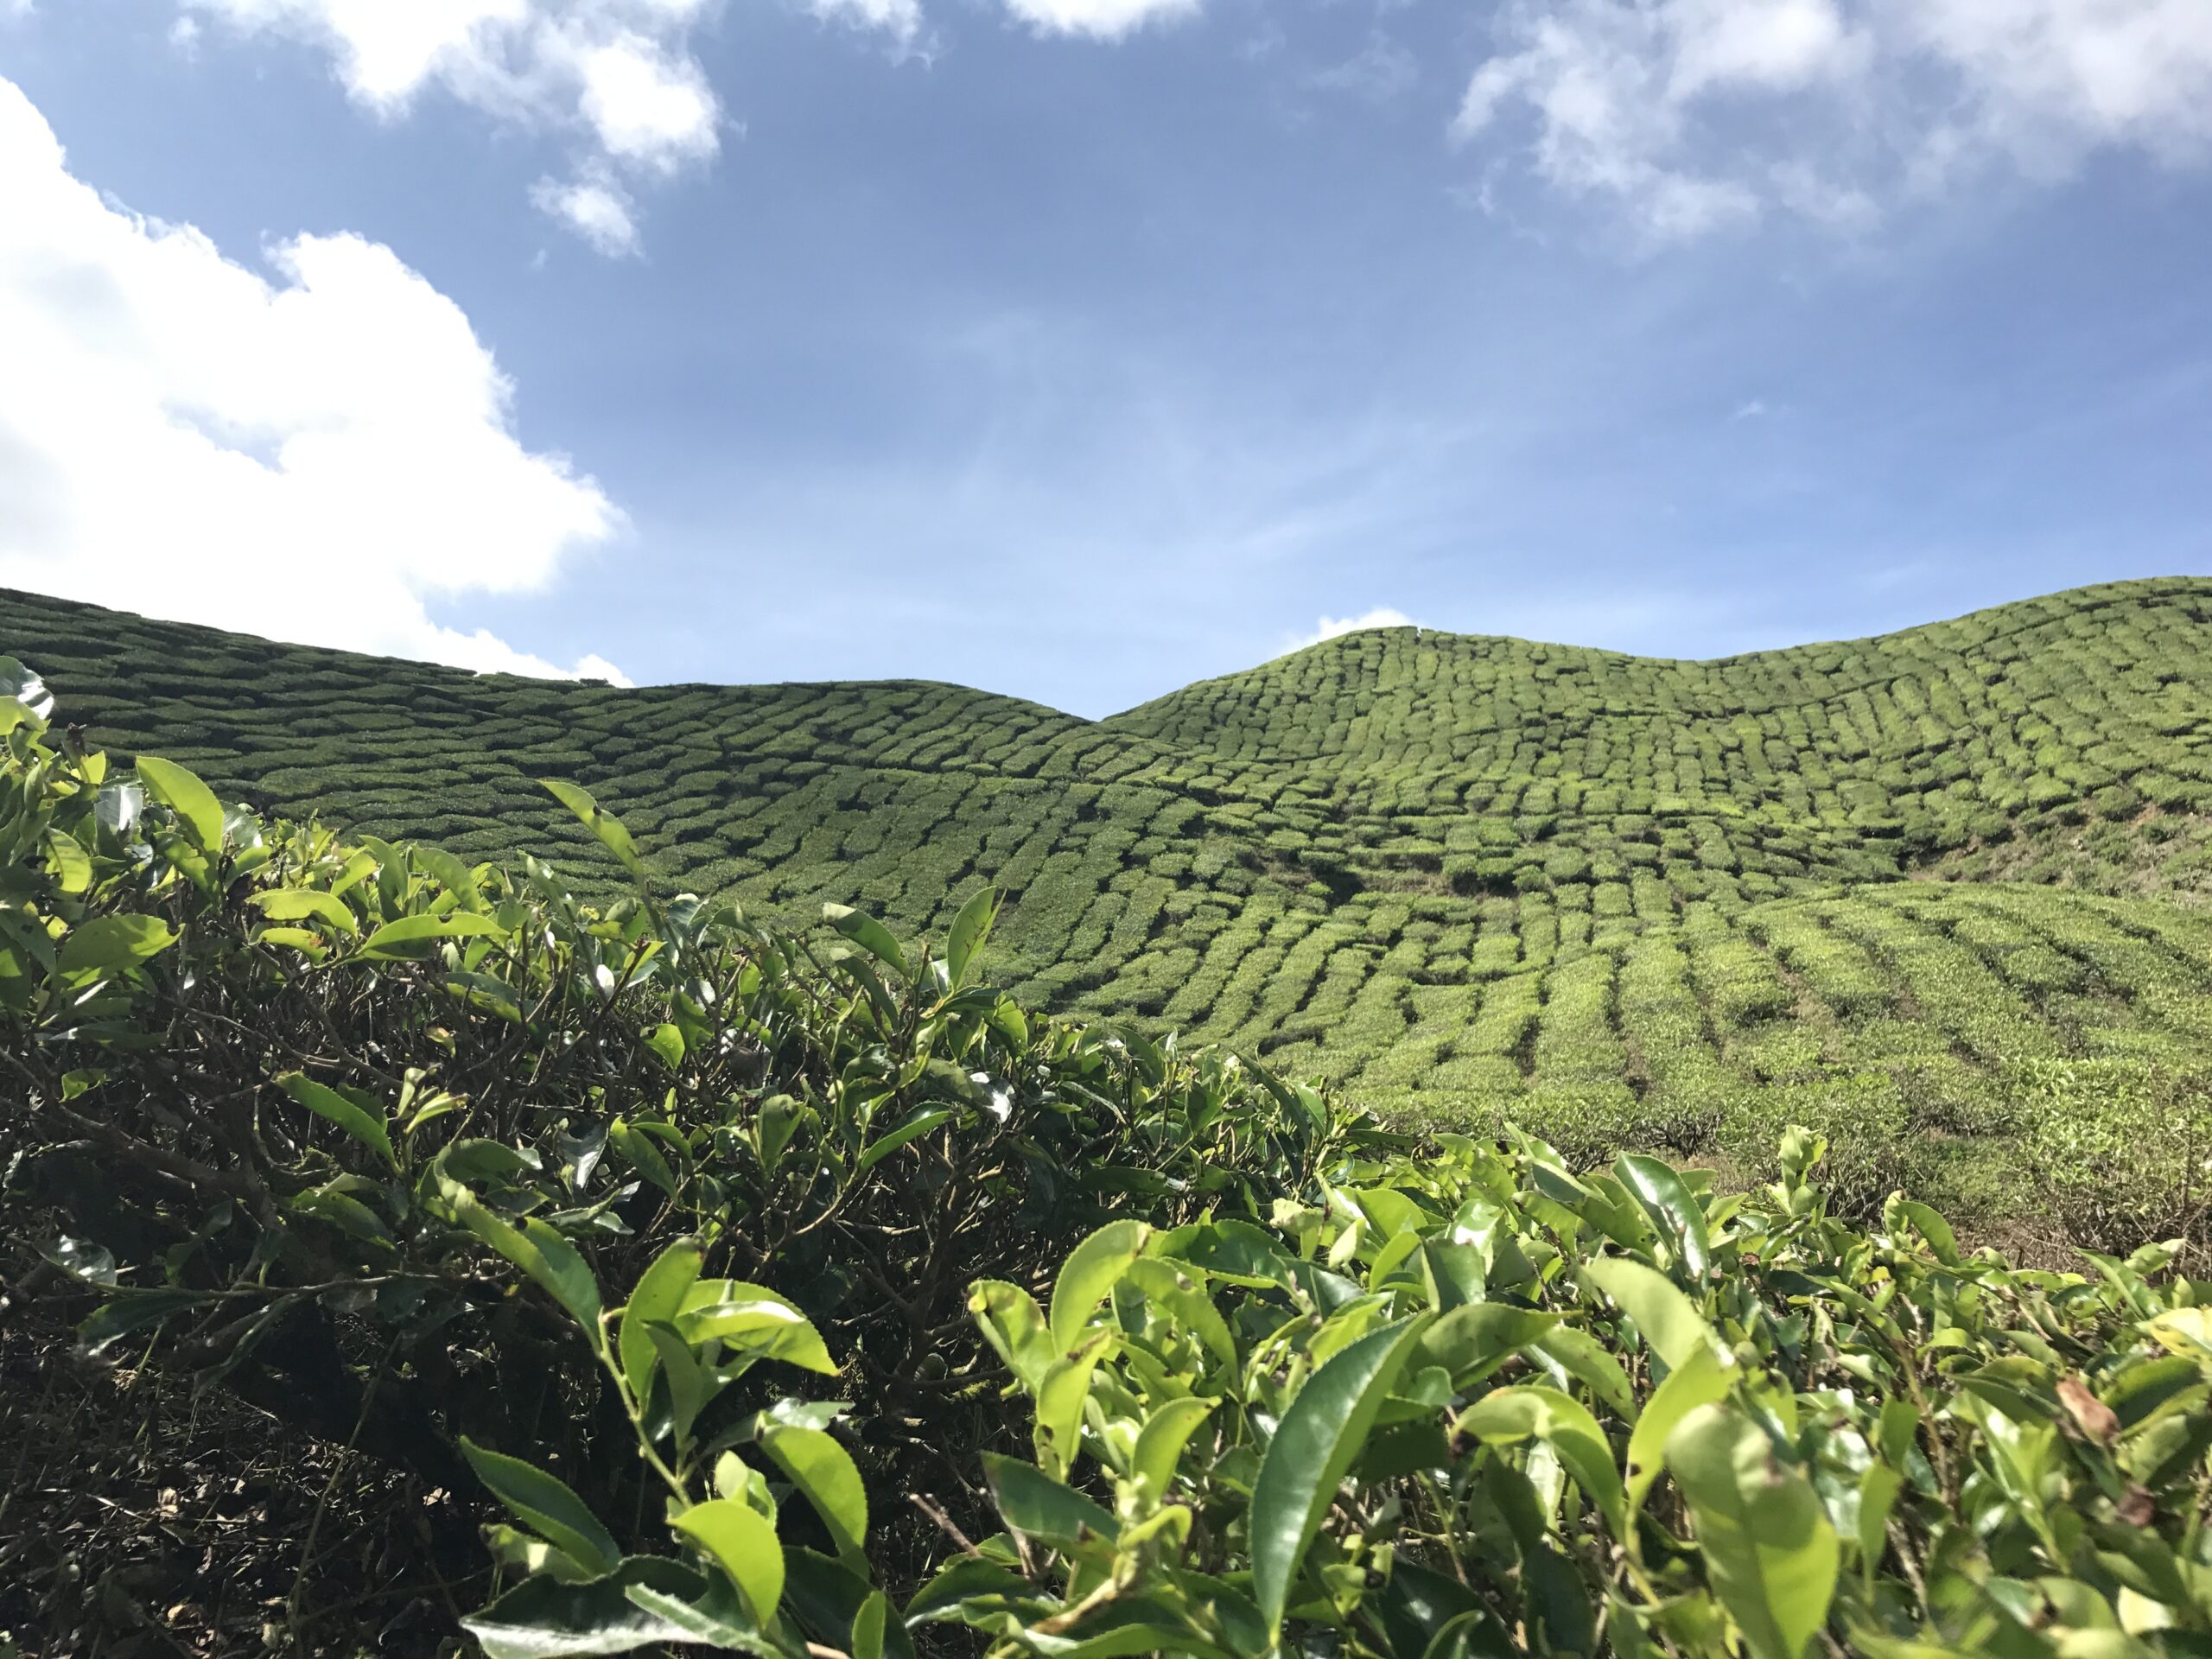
top-left (181, 0), bottom-right (727, 251)
top-left (0, 78), bottom-right (626, 683)
top-left (808, 0), bottom-right (925, 46)
top-left (531, 170), bottom-right (640, 256)
top-left (1285, 607), bottom-right (1417, 652)
top-left (1457, 0), bottom-right (2212, 242)
top-left (1001, 0), bottom-right (1198, 42)
top-left (1308, 35), bottom-right (1419, 103)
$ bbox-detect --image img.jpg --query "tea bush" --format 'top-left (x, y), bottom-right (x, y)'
top-left (7, 664), bottom-right (2212, 1657)
top-left (0, 665), bottom-right (1389, 1648)
top-left (15, 581), bottom-right (2212, 1232)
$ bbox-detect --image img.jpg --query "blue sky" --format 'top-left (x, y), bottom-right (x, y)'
top-left (1, 1), bottom-right (2208, 716)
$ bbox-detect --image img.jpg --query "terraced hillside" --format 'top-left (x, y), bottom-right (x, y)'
top-left (11, 577), bottom-right (2212, 1226)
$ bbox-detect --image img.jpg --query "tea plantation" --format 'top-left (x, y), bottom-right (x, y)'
top-left (8, 610), bottom-right (2212, 1659)
top-left (10, 575), bottom-right (2212, 1227)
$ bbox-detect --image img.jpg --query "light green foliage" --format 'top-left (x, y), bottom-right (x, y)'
top-left (939, 1130), bottom-right (2212, 1659)
top-left (12, 579), bottom-right (2212, 1229)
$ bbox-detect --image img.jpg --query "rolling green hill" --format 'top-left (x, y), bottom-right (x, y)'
top-left (12, 576), bottom-right (2212, 1228)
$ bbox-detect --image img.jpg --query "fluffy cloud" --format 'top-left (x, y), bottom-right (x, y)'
top-left (1001, 0), bottom-right (1199, 41)
top-left (1458, 0), bottom-right (2212, 242)
top-left (1285, 608), bottom-right (1417, 652)
top-left (182, 0), bottom-right (725, 250)
top-left (0, 78), bottom-right (626, 682)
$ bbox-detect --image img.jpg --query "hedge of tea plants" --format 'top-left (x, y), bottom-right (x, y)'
top-left (4, 666), bottom-right (2212, 1657)
top-left (11, 581), bottom-right (2212, 1230)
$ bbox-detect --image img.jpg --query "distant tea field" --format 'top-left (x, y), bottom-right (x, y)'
top-left (12, 576), bottom-right (2212, 1230)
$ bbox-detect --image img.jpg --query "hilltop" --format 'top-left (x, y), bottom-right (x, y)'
top-left (10, 575), bottom-right (2212, 1221)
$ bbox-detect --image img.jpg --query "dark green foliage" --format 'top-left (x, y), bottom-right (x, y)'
top-left (0, 705), bottom-right (1384, 1651)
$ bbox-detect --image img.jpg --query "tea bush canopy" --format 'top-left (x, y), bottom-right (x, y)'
top-left (11, 577), bottom-right (2212, 1232)
top-left (3, 675), bottom-right (2210, 1656)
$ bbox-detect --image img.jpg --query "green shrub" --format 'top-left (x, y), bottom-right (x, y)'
top-left (952, 1126), bottom-right (2212, 1659)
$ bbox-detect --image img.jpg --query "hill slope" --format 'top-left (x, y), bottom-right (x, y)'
top-left (11, 577), bottom-right (2212, 1222)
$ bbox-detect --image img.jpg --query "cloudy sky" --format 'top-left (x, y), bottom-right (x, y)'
top-left (2, 1), bottom-right (2208, 714)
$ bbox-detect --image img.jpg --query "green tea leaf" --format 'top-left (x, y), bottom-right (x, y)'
top-left (822, 903), bottom-right (909, 976)
top-left (58, 915), bottom-right (177, 976)
top-left (982, 1452), bottom-right (1120, 1553)
top-left (248, 888), bottom-right (359, 936)
top-left (944, 887), bottom-right (999, 990)
top-left (134, 755), bottom-right (225, 855)
top-left (541, 779), bottom-right (646, 881)
top-left (1586, 1256), bottom-right (1721, 1371)
top-left (439, 1177), bottom-right (602, 1333)
top-left (1458, 1384), bottom-right (1627, 1537)
top-left (1128, 1397), bottom-right (1217, 1507)
top-left (1626, 1338), bottom-right (1732, 1513)
top-left (275, 1071), bottom-right (396, 1169)
top-left (856, 1109), bottom-right (954, 1173)
top-left (760, 1424), bottom-right (868, 1565)
top-left (1415, 1303), bottom-right (1565, 1386)
top-left (671, 1498), bottom-right (785, 1626)
top-left (463, 1558), bottom-right (718, 1658)
top-left (679, 1300), bottom-right (836, 1375)
top-left (1251, 1313), bottom-right (1432, 1641)
top-left (1666, 1404), bottom-right (1840, 1659)
top-left (620, 1240), bottom-right (703, 1403)
top-left (0, 655), bottom-right (53, 721)
top-left (1614, 1153), bottom-right (1713, 1281)
top-left (850, 1591), bottom-right (890, 1659)
top-left (460, 1438), bottom-right (621, 1578)
top-left (1049, 1218), bottom-right (1151, 1352)
top-left (359, 912), bottom-right (503, 961)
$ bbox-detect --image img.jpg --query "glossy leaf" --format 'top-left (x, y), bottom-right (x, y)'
top-left (1615, 1154), bottom-right (1713, 1281)
top-left (944, 887), bottom-right (999, 991)
top-left (460, 1439), bottom-right (621, 1578)
top-left (1586, 1257), bottom-right (1721, 1371)
top-left (619, 1239), bottom-right (703, 1402)
top-left (134, 754), bottom-right (225, 855)
top-left (822, 903), bottom-right (909, 976)
top-left (1250, 1313), bottom-right (1432, 1640)
top-left (541, 779), bottom-right (646, 881)
top-left (855, 1109), bottom-right (954, 1173)
top-left (1458, 1384), bottom-right (1628, 1537)
top-left (1049, 1218), bottom-right (1152, 1352)
top-left (359, 912), bottom-right (504, 961)
top-left (440, 1177), bottom-right (603, 1332)
top-left (58, 915), bottom-right (178, 976)
top-left (982, 1452), bottom-right (1121, 1552)
top-left (248, 888), bottom-right (358, 935)
top-left (671, 1497), bottom-right (785, 1626)
top-left (760, 1423), bottom-right (868, 1564)
top-left (275, 1071), bottom-right (396, 1169)
top-left (679, 1300), bottom-right (836, 1375)
top-left (1626, 1339), bottom-right (1732, 1512)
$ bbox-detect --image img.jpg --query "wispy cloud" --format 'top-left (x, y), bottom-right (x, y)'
top-left (1001, 0), bottom-right (1200, 41)
top-left (1307, 35), bottom-right (1418, 103)
top-left (1456, 0), bottom-right (2212, 244)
